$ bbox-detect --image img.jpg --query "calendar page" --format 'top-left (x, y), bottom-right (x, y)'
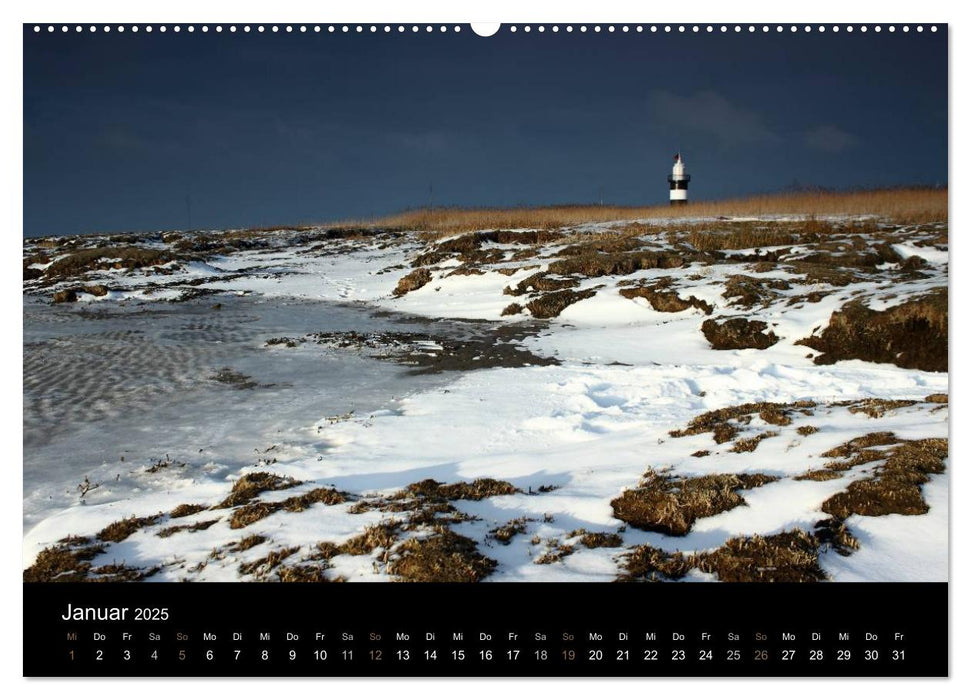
top-left (21, 15), bottom-right (949, 678)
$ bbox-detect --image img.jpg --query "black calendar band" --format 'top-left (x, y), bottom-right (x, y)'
top-left (24, 582), bottom-right (947, 677)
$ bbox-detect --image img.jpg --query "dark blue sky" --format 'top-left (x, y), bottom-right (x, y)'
top-left (24, 25), bottom-right (947, 237)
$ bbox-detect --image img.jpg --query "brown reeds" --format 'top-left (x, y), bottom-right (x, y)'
top-left (357, 188), bottom-right (945, 237)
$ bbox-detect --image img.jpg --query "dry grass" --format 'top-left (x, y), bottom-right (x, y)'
top-left (238, 546), bottom-right (300, 577)
top-left (170, 503), bottom-right (208, 518)
top-left (489, 518), bottom-right (531, 545)
top-left (617, 545), bottom-right (693, 582)
top-left (339, 522), bottom-right (399, 555)
top-left (822, 438), bottom-right (948, 518)
top-left (393, 268), bottom-right (432, 296)
top-left (611, 469), bottom-right (778, 536)
top-left (729, 431), bottom-right (779, 453)
top-left (228, 534), bottom-right (267, 552)
top-left (575, 531), bottom-right (624, 549)
top-left (696, 530), bottom-right (826, 582)
top-left (396, 478), bottom-right (520, 502)
top-left (619, 283), bottom-right (713, 315)
top-left (701, 317), bottom-right (780, 350)
top-left (44, 246), bottom-right (179, 280)
top-left (228, 487), bottom-right (347, 529)
top-left (97, 514), bottom-right (162, 543)
top-left (388, 530), bottom-right (496, 582)
top-left (364, 188), bottom-right (946, 237)
top-left (217, 472), bottom-right (303, 508)
top-left (156, 519), bottom-right (219, 538)
top-left (23, 541), bottom-right (106, 582)
top-left (670, 400), bottom-right (816, 443)
top-left (798, 289), bottom-right (947, 372)
top-left (277, 564), bottom-right (343, 582)
top-left (526, 288), bottom-right (598, 318)
top-left (814, 517), bottom-right (861, 556)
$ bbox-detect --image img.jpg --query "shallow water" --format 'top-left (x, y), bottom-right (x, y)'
top-left (22, 293), bottom-right (457, 529)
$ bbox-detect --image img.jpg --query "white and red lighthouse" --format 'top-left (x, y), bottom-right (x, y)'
top-left (668, 152), bottom-right (690, 205)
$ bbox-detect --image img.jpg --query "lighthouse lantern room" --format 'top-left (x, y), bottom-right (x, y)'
top-left (668, 152), bottom-right (690, 205)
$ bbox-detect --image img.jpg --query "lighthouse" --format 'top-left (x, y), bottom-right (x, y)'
top-left (668, 152), bottom-right (690, 205)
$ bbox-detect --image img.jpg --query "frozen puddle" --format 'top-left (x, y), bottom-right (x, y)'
top-left (23, 295), bottom-right (457, 530)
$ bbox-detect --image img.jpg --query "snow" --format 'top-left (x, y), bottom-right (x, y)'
top-left (22, 217), bottom-right (949, 583)
top-left (892, 242), bottom-right (949, 266)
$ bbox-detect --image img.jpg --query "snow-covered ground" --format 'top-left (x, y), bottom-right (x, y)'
top-left (22, 216), bottom-right (949, 582)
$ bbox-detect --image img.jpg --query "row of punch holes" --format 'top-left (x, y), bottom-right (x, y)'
top-left (32, 24), bottom-right (939, 35)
